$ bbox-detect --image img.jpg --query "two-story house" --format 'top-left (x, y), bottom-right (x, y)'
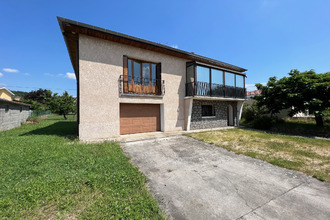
top-left (58, 17), bottom-right (247, 141)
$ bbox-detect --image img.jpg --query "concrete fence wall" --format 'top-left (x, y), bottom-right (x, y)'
top-left (0, 102), bottom-right (30, 131)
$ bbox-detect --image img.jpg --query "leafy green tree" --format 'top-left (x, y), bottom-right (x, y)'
top-left (46, 91), bottom-right (76, 119)
top-left (24, 88), bottom-right (52, 104)
top-left (255, 70), bottom-right (330, 126)
top-left (11, 90), bottom-right (28, 98)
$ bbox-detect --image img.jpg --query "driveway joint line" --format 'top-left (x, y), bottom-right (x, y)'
top-left (224, 176), bottom-right (253, 210)
top-left (236, 182), bottom-right (305, 220)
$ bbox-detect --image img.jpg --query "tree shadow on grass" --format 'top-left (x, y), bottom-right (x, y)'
top-left (21, 121), bottom-right (77, 140)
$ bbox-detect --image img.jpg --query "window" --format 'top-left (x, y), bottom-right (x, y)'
top-left (225, 72), bottom-right (235, 87)
top-left (236, 74), bottom-right (244, 88)
top-left (5, 105), bottom-right (9, 112)
top-left (125, 57), bottom-right (159, 86)
top-left (133, 61), bottom-right (141, 85)
top-left (197, 66), bottom-right (210, 83)
top-left (211, 69), bottom-right (223, 85)
top-left (202, 105), bottom-right (215, 117)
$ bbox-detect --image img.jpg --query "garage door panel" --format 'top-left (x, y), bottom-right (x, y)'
top-left (120, 104), bottom-right (160, 135)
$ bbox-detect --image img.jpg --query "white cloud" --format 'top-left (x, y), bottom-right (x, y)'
top-left (44, 72), bottom-right (76, 79)
top-left (44, 73), bottom-right (55, 77)
top-left (65, 72), bottom-right (76, 80)
top-left (0, 83), bottom-right (6, 86)
top-left (0, 72), bottom-right (3, 77)
top-left (3, 68), bottom-right (19, 73)
top-left (171, 44), bottom-right (178, 49)
top-left (23, 73), bottom-right (30, 76)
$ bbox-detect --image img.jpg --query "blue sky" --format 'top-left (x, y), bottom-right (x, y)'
top-left (0, 0), bottom-right (329, 96)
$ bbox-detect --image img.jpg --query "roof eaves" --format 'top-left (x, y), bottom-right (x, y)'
top-left (57, 17), bottom-right (247, 73)
top-left (0, 87), bottom-right (15, 96)
top-left (0, 98), bottom-right (31, 107)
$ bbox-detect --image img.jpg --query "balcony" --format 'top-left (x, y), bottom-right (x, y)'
top-left (119, 75), bottom-right (165, 96)
top-left (186, 81), bottom-right (246, 99)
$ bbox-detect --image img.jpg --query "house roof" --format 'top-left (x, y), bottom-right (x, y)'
top-left (0, 97), bottom-right (31, 107)
top-left (246, 90), bottom-right (261, 97)
top-left (57, 17), bottom-right (247, 75)
top-left (0, 87), bottom-right (15, 96)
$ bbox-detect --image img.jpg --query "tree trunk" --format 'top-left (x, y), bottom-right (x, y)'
top-left (63, 114), bottom-right (67, 120)
top-left (315, 114), bottom-right (324, 127)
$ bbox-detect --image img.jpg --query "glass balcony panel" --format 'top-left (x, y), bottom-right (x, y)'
top-left (225, 72), bottom-right (235, 87)
top-left (236, 75), bottom-right (244, 88)
top-left (197, 66), bottom-right (210, 83)
top-left (211, 69), bottom-right (223, 85)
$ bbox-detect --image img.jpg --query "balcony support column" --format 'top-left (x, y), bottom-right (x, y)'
top-left (236, 101), bottom-right (244, 126)
top-left (184, 98), bottom-right (193, 131)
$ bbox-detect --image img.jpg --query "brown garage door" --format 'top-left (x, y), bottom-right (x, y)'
top-left (120, 104), bottom-right (160, 135)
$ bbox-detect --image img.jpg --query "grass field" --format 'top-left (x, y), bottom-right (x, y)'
top-left (0, 115), bottom-right (164, 219)
top-left (271, 118), bottom-right (330, 138)
top-left (187, 128), bottom-right (330, 182)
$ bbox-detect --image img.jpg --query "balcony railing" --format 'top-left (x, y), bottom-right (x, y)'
top-left (119, 75), bottom-right (165, 96)
top-left (186, 81), bottom-right (246, 99)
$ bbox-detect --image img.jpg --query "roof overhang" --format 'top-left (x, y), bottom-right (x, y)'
top-left (0, 98), bottom-right (31, 107)
top-left (57, 17), bottom-right (247, 76)
top-left (0, 87), bottom-right (15, 96)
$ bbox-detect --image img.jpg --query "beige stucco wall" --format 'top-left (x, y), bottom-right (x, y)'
top-left (78, 35), bottom-right (187, 140)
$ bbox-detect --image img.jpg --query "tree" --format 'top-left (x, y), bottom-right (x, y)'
top-left (11, 90), bottom-right (28, 98)
top-left (24, 88), bottom-right (52, 104)
top-left (255, 70), bottom-right (330, 126)
top-left (46, 91), bottom-right (76, 119)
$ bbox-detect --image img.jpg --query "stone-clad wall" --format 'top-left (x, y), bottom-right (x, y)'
top-left (0, 102), bottom-right (30, 131)
top-left (190, 100), bottom-right (237, 130)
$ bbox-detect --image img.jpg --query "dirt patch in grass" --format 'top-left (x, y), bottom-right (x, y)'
top-left (187, 128), bottom-right (330, 182)
top-left (25, 119), bottom-right (40, 124)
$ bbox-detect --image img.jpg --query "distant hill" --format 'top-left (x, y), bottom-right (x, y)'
top-left (11, 90), bottom-right (28, 98)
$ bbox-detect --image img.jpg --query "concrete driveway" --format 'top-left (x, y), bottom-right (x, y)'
top-left (121, 136), bottom-right (330, 220)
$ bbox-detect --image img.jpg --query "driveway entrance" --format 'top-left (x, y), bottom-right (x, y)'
top-left (121, 136), bottom-right (330, 220)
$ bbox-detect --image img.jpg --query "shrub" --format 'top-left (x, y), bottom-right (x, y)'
top-left (242, 104), bottom-right (256, 122)
top-left (252, 115), bottom-right (274, 130)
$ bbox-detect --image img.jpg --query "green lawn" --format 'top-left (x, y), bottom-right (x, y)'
top-left (187, 128), bottom-right (330, 182)
top-left (0, 115), bottom-right (164, 219)
top-left (270, 118), bottom-right (330, 138)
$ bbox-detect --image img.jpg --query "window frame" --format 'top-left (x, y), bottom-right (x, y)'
top-left (194, 63), bottom-right (246, 89)
top-left (127, 57), bottom-right (158, 86)
top-left (201, 105), bottom-right (215, 117)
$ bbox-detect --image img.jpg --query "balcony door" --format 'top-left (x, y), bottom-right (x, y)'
top-left (227, 104), bottom-right (234, 126)
top-left (123, 56), bottom-right (160, 95)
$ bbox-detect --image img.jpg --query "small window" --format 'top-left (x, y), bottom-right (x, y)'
top-left (20, 107), bottom-right (23, 112)
top-left (202, 105), bottom-right (215, 117)
top-left (5, 105), bottom-right (9, 112)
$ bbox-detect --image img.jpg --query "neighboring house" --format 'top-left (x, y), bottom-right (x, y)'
top-left (58, 17), bottom-right (247, 141)
top-left (13, 96), bottom-right (22, 101)
top-left (0, 88), bottom-right (31, 131)
top-left (245, 90), bottom-right (311, 118)
top-left (0, 87), bottom-right (15, 101)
